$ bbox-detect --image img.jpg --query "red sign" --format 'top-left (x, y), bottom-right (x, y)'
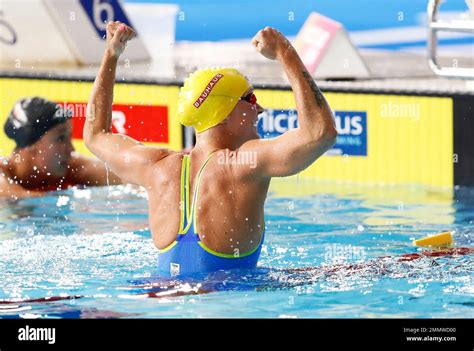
top-left (61, 102), bottom-right (169, 143)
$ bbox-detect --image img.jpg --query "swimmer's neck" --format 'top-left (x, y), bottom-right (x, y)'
top-left (194, 127), bottom-right (255, 154)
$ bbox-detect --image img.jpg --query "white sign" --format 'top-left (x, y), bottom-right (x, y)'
top-left (0, 0), bottom-right (151, 66)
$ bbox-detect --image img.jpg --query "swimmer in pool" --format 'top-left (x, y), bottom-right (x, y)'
top-left (0, 97), bottom-right (122, 199)
top-left (84, 22), bottom-right (337, 276)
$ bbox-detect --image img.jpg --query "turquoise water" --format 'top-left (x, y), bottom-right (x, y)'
top-left (0, 182), bottom-right (472, 318)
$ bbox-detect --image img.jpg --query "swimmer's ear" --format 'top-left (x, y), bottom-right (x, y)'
top-left (19, 144), bottom-right (36, 160)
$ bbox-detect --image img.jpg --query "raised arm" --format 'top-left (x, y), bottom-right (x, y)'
top-left (66, 152), bottom-right (123, 186)
top-left (84, 21), bottom-right (173, 186)
top-left (240, 27), bottom-right (337, 178)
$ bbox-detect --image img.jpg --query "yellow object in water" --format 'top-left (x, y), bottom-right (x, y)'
top-left (412, 231), bottom-right (453, 248)
top-left (177, 67), bottom-right (250, 133)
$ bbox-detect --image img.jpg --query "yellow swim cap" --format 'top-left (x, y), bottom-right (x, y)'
top-left (178, 67), bottom-right (250, 133)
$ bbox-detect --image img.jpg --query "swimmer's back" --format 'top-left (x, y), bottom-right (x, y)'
top-left (146, 149), bottom-right (270, 256)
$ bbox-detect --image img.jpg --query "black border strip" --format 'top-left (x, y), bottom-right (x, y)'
top-left (0, 318), bottom-right (472, 350)
top-left (453, 95), bottom-right (474, 187)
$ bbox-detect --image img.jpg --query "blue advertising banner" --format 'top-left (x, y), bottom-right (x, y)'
top-left (257, 109), bottom-right (367, 156)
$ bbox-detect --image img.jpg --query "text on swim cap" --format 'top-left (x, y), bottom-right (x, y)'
top-left (193, 73), bottom-right (224, 108)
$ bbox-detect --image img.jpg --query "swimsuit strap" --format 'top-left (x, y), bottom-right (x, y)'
top-left (178, 155), bottom-right (190, 233)
top-left (189, 151), bottom-right (217, 234)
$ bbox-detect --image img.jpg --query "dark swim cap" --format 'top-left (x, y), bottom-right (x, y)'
top-left (4, 97), bottom-right (72, 148)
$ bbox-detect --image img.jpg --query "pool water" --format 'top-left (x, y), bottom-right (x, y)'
top-left (0, 181), bottom-right (473, 318)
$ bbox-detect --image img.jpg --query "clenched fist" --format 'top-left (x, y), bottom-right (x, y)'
top-left (251, 27), bottom-right (294, 61)
top-left (105, 21), bottom-right (136, 58)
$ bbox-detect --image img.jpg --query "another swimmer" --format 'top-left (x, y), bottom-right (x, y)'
top-left (0, 97), bottom-right (122, 198)
top-left (84, 22), bottom-right (337, 276)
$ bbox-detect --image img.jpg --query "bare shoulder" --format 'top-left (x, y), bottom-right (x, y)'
top-left (0, 158), bottom-right (40, 198)
top-left (145, 151), bottom-right (185, 189)
top-left (0, 157), bottom-right (11, 182)
top-left (150, 151), bottom-right (184, 172)
top-left (0, 171), bottom-right (13, 197)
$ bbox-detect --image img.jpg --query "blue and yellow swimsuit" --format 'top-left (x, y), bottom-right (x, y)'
top-left (158, 152), bottom-right (265, 277)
